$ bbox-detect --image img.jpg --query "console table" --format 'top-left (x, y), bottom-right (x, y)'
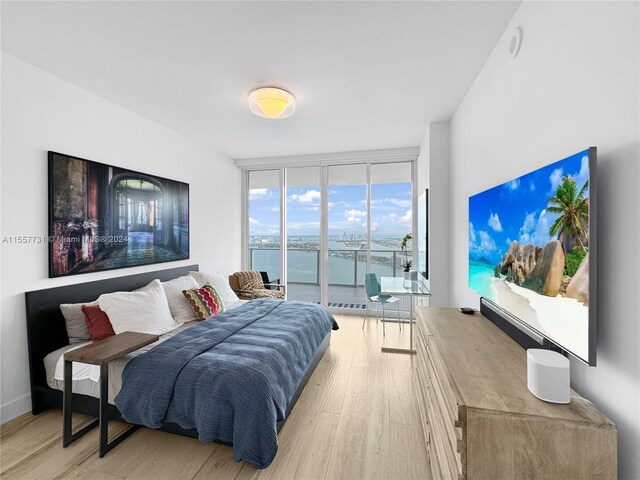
top-left (63, 331), bottom-right (159, 457)
top-left (414, 307), bottom-right (617, 479)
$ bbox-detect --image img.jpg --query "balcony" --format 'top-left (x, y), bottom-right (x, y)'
top-left (250, 247), bottom-right (413, 309)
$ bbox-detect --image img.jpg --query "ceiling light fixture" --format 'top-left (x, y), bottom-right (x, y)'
top-left (248, 87), bottom-right (296, 119)
top-left (509, 27), bottom-right (523, 60)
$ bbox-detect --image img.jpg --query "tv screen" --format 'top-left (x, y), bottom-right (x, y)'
top-left (468, 148), bottom-right (596, 365)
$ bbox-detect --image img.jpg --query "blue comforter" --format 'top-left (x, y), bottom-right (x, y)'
top-left (115, 299), bottom-right (338, 468)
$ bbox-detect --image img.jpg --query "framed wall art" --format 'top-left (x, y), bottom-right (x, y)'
top-left (48, 151), bottom-right (189, 278)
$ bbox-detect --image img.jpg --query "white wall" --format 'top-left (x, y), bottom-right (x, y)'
top-left (417, 122), bottom-right (451, 306)
top-left (449, 2), bottom-right (639, 478)
top-left (0, 53), bottom-right (242, 422)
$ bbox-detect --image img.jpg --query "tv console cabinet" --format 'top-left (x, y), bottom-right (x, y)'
top-left (414, 307), bottom-right (616, 480)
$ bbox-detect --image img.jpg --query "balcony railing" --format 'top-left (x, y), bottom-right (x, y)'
top-left (249, 247), bottom-right (412, 287)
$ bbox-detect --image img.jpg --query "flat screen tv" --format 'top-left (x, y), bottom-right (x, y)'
top-left (468, 148), bottom-right (596, 365)
top-left (417, 189), bottom-right (429, 280)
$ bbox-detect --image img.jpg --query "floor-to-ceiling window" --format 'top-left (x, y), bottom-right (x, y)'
top-left (327, 164), bottom-right (367, 307)
top-left (248, 170), bottom-right (281, 282)
top-left (244, 158), bottom-right (414, 310)
top-left (370, 162), bottom-right (413, 280)
top-left (286, 167), bottom-right (321, 303)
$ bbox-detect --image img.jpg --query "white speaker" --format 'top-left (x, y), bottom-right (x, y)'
top-left (527, 349), bottom-right (570, 404)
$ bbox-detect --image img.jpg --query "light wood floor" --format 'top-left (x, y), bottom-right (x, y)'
top-left (0, 315), bottom-right (430, 480)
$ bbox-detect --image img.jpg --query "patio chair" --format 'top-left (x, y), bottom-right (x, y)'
top-left (259, 271), bottom-right (281, 290)
top-left (229, 271), bottom-right (286, 300)
top-left (362, 272), bottom-right (401, 336)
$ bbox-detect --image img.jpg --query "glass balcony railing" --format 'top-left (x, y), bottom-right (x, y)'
top-left (249, 248), bottom-right (412, 287)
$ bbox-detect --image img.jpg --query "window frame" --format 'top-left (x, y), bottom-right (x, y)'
top-left (241, 149), bottom-right (418, 309)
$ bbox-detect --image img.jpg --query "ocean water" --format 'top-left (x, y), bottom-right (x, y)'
top-left (468, 259), bottom-right (497, 302)
top-left (251, 249), bottom-right (406, 285)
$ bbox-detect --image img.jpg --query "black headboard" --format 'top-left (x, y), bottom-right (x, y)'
top-left (25, 264), bottom-right (198, 414)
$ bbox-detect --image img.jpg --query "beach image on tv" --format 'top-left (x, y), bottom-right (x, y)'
top-left (468, 149), bottom-right (590, 361)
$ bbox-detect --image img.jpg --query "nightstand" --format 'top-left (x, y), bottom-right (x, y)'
top-left (62, 331), bottom-right (159, 457)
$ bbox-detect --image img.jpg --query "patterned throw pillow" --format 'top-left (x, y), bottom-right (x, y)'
top-left (182, 283), bottom-right (225, 320)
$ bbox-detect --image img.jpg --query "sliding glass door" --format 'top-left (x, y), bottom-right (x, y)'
top-left (370, 162), bottom-right (413, 279)
top-left (286, 167), bottom-right (321, 303)
top-left (244, 160), bottom-right (413, 310)
top-left (370, 162), bottom-right (413, 312)
top-left (248, 170), bottom-right (281, 283)
top-left (327, 164), bottom-right (367, 308)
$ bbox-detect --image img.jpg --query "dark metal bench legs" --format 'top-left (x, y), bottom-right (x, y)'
top-left (63, 360), bottom-right (99, 447)
top-left (63, 361), bottom-right (140, 457)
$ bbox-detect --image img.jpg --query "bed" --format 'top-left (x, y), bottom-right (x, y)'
top-left (25, 264), bottom-right (337, 468)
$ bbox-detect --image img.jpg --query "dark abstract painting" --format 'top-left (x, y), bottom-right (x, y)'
top-left (49, 151), bottom-right (189, 278)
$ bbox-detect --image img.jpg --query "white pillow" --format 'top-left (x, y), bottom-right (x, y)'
top-left (160, 275), bottom-right (200, 324)
top-left (98, 279), bottom-right (178, 335)
top-left (189, 271), bottom-right (239, 307)
top-left (59, 301), bottom-right (97, 344)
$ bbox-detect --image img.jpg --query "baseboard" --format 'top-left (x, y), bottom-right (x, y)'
top-left (1, 393), bottom-right (32, 424)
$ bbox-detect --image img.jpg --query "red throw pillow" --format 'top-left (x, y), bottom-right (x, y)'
top-left (81, 305), bottom-right (115, 342)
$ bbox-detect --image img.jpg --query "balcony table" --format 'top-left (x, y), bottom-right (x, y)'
top-left (379, 276), bottom-right (430, 354)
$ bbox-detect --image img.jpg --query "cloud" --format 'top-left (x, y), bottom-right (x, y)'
top-left (478, 231), bottom-right (497, 254)
top-left (505, 237), bottom-right (512, 246)
top-left (248, 217), bottom-right (258, 225)
top-left (328, 202), bottom-right (336, 209)
top-left (328, 221), bottom-right (362, 231)
top-left (363, 221), bottom-right (379, 233)
top-left (521, 211), bottom-right (536, 233)
top-left (287, 221), bottom-right (320, 230)
top-left (488, 212), bottom-right (503, 232)
top-left (290, 190), bottom-right (320, 204)
top-left (573, 155), bottom-right (589, 190)
top-left (386, 210), bottom-right (412, 228)
top-left (347, 216), bottom-right (361, 223)
top-left (253, 228), bottom-right (278, 235)
top-left (506, 179), bottom-right (520, 191)
top-left (529, 181), bottom-right (535, 192)
top-left (549, 168), bottom-right (563, 193)
top-left (249, 188), bottom-right (268, 199)
top-left (519, 209), bottom-right (557, 246)
top-left (400, 210), bottom-right (412, 227)
top-left (371, 197), bottom-right (412, 208)
top-left (469, 222), bottom-right (497, 256)
top-left (344, 209), bottom-right (366, 218)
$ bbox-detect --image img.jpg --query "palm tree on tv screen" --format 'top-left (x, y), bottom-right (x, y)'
top-left (547, 175), bottom-right (589, 253)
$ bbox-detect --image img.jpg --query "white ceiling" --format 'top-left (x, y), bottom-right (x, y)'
top-left (1, 1), bottom-right (520, 160)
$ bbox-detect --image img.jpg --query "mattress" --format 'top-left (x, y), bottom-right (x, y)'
top-left (44, 300), bottom-right (248, 404)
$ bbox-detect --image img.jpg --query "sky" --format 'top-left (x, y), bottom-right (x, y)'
top-left (468, 149), bottom-right (590, 265)
top-left (249, 182), bottom-right (413, 237)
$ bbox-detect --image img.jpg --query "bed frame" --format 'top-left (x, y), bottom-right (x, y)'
top-left (25, 264), bottom-right (330, 436)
